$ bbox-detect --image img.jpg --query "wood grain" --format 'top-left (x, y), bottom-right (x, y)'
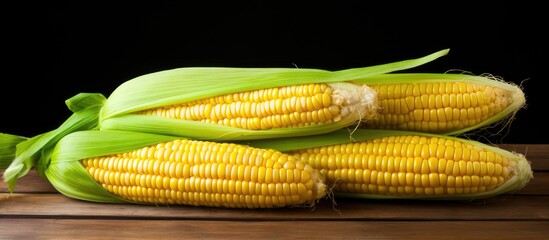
top-left (0, 219), bottom-right (548, 240)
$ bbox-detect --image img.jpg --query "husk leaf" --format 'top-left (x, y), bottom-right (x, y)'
top-left (101, 49), bottom-right (449, 119)
top-left (98, 49), bottom-right (449, 140)
top-left (0, 133), bottom-right (27, 170)
top-left (2, 93), bottom-right (105, 192)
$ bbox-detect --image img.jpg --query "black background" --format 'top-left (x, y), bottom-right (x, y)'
top-left (2, 1), bottom-right (546, 144)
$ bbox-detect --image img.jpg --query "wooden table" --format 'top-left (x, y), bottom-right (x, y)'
top-left (1, 144), bottom-right (548, 239)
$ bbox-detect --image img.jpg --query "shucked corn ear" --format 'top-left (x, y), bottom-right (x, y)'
top-left (354, 73), bottom-right (526, 135)
top-left (1, 130), bottom-right (327, 208)
top-left (244, 129), bottom-right (533, 199)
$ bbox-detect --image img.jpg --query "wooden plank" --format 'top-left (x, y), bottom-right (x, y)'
top-left (0, 219), bottom-right (547, 240)
top-left (0, 170), bottom-right (56, 193)
top-left (499, 144), bottom-right (549, 170)
top-left (2, 193), bottom-right (548, 221)
top-left (521, 172), bottom-right (549, 195)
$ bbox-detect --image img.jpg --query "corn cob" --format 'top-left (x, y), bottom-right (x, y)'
top-left (137, 82), bottom-right (378, 131)
top-left (354, 73), bottom-right (525, 135)
top-left (2, 130), bottom-right (327, 208)
top-left (243, 129), bottom-right (533, 199)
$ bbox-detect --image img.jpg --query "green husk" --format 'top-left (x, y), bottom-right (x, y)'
top-left (98, 49), bottom-right (450, 140)
top-left (2, 93), bottom-right (105, 191)
top-left (352, 73), bottom-right (527, 135)
top-left (0, 133), bottom-right (27, 170)
top-left (241, 129), bottom-right (534, 200)
top-left (101, 49), bottom-right (449, 119)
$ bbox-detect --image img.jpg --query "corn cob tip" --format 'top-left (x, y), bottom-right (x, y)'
top-left (308, 168), bottom-right (329, 206)
top-left (511, 82), bottom-right (526, 113)
top-left (514, 153), bottom-right (534, 190)
top-left (329, 82), bottom-right (379, 123)
top-left (474, 77), bottom-right (526, 136)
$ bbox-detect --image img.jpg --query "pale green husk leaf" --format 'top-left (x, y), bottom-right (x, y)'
top-left (100, 112), bottom-right (359, 141)
top-left (0, 133), bottom-right (27, 170)
top-left (2, 93), bottom-right (105, 192)
top-left (99, 49), bottom-right (450, 140)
